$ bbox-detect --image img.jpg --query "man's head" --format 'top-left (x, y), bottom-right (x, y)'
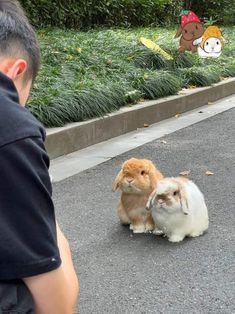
top-left (0, 0), bottom-right (40, 105)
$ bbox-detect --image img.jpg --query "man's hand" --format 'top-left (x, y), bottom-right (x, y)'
top-left (24, 224), bottom-right (79, 314)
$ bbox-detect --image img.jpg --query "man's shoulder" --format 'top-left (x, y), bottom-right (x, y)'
top-left (0, 94), bottom-right (45, 148)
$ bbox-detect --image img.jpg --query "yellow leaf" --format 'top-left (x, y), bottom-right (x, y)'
top-left (76, 47), bottom-right (82, 53)
top-left (179, 170), bottom-right (191, 176)
top-left (140, 37), bottom-right (173, 60)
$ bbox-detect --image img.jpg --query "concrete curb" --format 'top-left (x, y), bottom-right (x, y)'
top-left (46, 78), bottom-right (235, 159)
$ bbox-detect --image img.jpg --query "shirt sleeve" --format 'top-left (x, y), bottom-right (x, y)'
top-left (0, 137), bottom-right (61, 280)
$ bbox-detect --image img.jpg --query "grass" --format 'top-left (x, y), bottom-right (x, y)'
top-left (28, 26), bottom-right (235, 127)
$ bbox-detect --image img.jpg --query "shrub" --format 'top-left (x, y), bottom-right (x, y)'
top-left (190, 0), bottom-right (235, 25)
top-left (20, 0), bottom-right (183, 28)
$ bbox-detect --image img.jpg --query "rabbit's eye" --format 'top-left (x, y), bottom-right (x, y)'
top-left (184, 29), bottom-right (188, 33)
top-left (173, 191), bottom-right (178, 196)
top-left (141, 170), bottom-right (146, 175)
top-left (206, 42), bottom-right (209, 45)
top-left (195, 25), bottom-right (198, 30)
top-left (216, 41), bottom-right (219, 45)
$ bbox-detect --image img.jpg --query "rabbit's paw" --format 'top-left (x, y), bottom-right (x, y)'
top-left (168, 234), bottom-right (185, 243)
top-left (145, 223), bottom-right (154, 233)
top-left (153, 228), bottom-right (164, 235)
top-left (190, 230), bottom-right (204, 238)
top-left (133, 225), bottom-right (146, 234)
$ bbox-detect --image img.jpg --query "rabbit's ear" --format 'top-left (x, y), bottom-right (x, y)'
top-left (179, 191), bottom-right (189, 215)
top-left (146, 189), bottom-right (157, 211)
top-left (112, 170), bottom-right (122, 192)
top-left (175, 26), bottom-right (183, 38)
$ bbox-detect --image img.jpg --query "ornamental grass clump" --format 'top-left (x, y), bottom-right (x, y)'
top-left (29, 85), bottom-right (128, 127)
top-left (132, 47), bottom-right (169, 70)
top-left (180, 66), bottom-right (221, 88)
top-left (137, 71), bottom-right (182, 99)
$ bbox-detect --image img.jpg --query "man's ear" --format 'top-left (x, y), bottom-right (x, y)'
top-left (175, 26), bottom-right (183, 38)
top-left (112, 170), bottom-right (122, 192)
top-left (5, 59), bottom-right (27, 81)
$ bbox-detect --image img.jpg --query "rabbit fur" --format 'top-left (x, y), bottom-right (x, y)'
top-left (146, 177), bottom-right (209, 242)
top-left (113, 158), bottom-right (164, 233)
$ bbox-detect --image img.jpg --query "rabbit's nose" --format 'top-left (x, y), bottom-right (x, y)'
top-left (127, 178), bottom-right (133, 183)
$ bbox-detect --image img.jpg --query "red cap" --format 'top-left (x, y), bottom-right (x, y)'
top-left (180, 10), bottom-right (201, 28)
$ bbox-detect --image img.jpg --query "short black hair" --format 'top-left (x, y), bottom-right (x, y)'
top-left (0, 0), bottom-right (40, 82)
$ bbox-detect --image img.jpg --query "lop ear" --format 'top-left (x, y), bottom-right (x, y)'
top-left (175, 26), bottom-right (183, 38)
top-left (179, 190), bottom-right (189, 215)
top-left (112, 170), bottom-right (122, 192)
top-left (146, 189), bottom-right (157, 211)
top-left (221, 36), bottom-right (226, 46)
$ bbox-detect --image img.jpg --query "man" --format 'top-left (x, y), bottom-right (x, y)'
top-left (0, 0), bottom-right (79, 313)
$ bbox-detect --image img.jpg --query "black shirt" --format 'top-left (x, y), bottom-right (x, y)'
top-left (0, 72), bottom-right (61, 280)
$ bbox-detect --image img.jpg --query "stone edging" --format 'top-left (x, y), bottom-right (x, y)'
top-left (46, 78), bottom-right (235, 159)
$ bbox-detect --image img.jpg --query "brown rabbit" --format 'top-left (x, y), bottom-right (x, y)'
top-left (175, 10), bottom-right (204, 53)
top-left (112, 158), bottom-right (164, 233)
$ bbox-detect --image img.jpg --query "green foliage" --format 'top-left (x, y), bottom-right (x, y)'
top-left (191, 0), bottom-right (235, 25)
top-left (222, 61), bottom-right (235, 77)
top-left (137, 71), bottom-right (182, 99)
top-left (20, 0), bottom-right (235, 29)
top-left (180, 66), bottom-right (222, 87)
top-left (27, 26), bottom-right (235, 127)
top-left (28, 85), bottom-right (127, 127)
top-left (132, 47), bottom-right (169, 70)
top-left (20, 0), bottom-right (183, 28)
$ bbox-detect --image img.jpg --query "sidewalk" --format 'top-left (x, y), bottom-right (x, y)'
top-left (53, 107), bottom-right (235, 313)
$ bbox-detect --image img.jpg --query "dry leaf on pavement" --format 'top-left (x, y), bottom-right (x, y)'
top-left (179, 170), bottom-right (191, 176)
top-left (143, 123), bottom-right (149, 128)
top-left (175, 113), bottom-right (181, 118)
top-left (206, 171), bottom-right (214, 176)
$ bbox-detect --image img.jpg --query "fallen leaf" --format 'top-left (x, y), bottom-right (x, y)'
top-left (76, 47), bottom-right (82, 53)
top-left (179, 170), bottom-right (191, 176)
top-left (161, 140), bottom-right (167, 144)
top-left (208, 102), bottom-right (214, 105)
top-left (206, 171), bottom-right (214, 176)
top-left (175, 113), bottom-right (181, 118)
top-left (143, 123), bottom-right (149, 128)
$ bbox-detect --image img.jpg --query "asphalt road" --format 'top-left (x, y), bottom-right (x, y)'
top-left (53, 108), bottom-right (235, 314)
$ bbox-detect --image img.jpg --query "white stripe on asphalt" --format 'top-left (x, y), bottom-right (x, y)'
top-left (50, 94), bottom-right (235, 182)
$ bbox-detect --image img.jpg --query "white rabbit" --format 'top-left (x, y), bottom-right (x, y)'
top-left (146, 177), bottom-right (209, 242)
top-left (193, 26), bottom-right (225, 59)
